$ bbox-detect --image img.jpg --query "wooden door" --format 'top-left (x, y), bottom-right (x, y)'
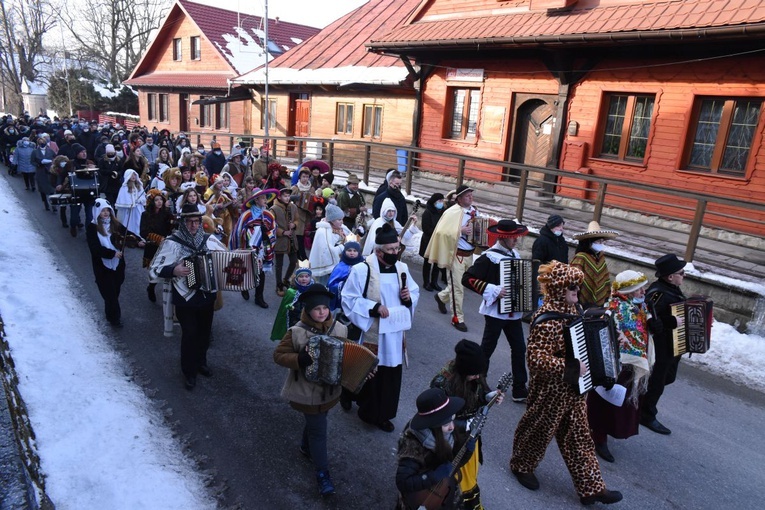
top-left (287, 93), bottom-right (310, 154)
top-left (179, 94), bottom-right (189, 132)
top-left (509, 98), bottom-right (555, 185)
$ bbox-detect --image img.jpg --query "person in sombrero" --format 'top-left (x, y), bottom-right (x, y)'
top-left (229, 187), bottom-right (279, 308)
top-left (570, 221), bottom-right (620, 309)
top-left (462, 219), bottom-right (531, 402)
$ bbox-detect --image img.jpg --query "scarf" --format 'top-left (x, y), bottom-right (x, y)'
top-left (412, 427), bottom-right (455, 452)
top-left (96, 219), bottom-right (120, 270)
top-left (172, 221), bottom-right (207, 255)
top-left (606, 293), bottom-right (655, 406)
top-left (295, 181), bottom-right (312, 192)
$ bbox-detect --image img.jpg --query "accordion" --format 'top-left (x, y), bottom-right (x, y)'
top-left (563, 313), bottom-right (620, 394)
top-left (670, 296), bottom-right (713, 356)
top-left (184, 254), bottom-right (217, 293)
top-left (295, 191), bottom-right (315, 212)
top-left (211, 250), bottom-right (261, 292)
top-left (498, 259), bottom-right (540, 314)
top-left (470, 216), bottom-right (493, 248)
top-left (304, 335), bottom-right (379, 393)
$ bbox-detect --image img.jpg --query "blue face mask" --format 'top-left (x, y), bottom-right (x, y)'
top-left (553, 229), bottom-right (563, 237)
top-left (434, 201), bottom-right (444, 210)
top-left (632, 296), bottom-right (645, 304)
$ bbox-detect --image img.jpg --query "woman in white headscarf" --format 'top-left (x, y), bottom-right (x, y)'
top-left (362, 197), bottom-right (418, 257)
top-left (115, 169), bottom-right (146, 235)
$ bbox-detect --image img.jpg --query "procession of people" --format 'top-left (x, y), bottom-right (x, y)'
top-left (2, 114), bottom-right (706, 506)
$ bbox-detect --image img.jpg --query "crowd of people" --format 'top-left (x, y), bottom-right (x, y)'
top-left (3, 115), bottom-right (694, 508)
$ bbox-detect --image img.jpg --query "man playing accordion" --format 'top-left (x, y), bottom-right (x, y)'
top-left (150, 204), bottom-right (227, 390)
top-left (462, 219), bottom-right (530, 403)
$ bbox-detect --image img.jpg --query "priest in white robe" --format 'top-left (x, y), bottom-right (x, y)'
top-left (341, 223), bottom-right (420, 432)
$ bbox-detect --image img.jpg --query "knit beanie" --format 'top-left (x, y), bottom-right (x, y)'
top-left (453, 339), bottom-right (487, 376)
top-left (325, 204), bottom-right (344, 222)
top-left (546, 214), bottom-right (565, 229)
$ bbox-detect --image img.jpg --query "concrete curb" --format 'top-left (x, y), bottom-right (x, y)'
top-left (0, 315), bottom-right (54, 510)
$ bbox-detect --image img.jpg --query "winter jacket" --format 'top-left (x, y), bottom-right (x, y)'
top-left (270, 199), bottom-right (299, 254)
top-left (419, 200), bottom-right (445, 257)
top-left (531, 225), bottom-right (569, 264)
top-left (15, 139), bottom-right (35, 174)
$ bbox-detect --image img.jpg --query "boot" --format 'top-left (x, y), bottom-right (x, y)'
top-left (147, 283), bottom-right (157, 303)
top-left (316, 470), bottom-right (335, 497)
top-left (461, 485), bottom-right (484, 510)
top-left (255, 293), bottom-right (269, 308)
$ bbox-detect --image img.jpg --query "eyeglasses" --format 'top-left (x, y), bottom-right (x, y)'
top-left (185, 219), bottom-right (201, 226)
top-left (567, 284), bottom-right (580, 291)
top-left (673, 270), bottom-right (686, 277)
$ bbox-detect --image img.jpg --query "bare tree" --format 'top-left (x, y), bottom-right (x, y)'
top-left (61, 0), bottom-right (171, 89)
top-left (0, 0), bottom-right (56, 114)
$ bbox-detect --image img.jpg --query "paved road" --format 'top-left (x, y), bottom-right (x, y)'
top-left (4, 172), bottom-right (765, 510)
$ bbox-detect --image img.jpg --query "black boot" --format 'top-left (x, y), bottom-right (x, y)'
top-left (255, 294), bottom-right (269, 308)
top-left (147, 283), bottom-right (157, 303)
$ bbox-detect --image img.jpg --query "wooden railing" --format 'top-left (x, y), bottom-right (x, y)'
top-left (189, 132), bottom-right (765, 270)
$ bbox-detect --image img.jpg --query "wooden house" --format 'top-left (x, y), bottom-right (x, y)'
top-left (231, 0), bottom-right (422, 163)
top-left (368, 0), bottom-right (765, 235)
top-left (124, 0), bottom-right (319, 137)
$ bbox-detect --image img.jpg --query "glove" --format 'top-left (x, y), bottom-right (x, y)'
top-left (464, 437), bottom-right (477, 454)
top-left (297, 349), bottom-right (313, 368)
top-left (430, 463), bottom-right (452, 481)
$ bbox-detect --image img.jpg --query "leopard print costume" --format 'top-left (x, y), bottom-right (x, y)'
top-left (510, 262), bottom-right (607, 498)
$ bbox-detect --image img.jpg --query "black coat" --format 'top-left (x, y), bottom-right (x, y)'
top-left (531, 225), bottom-right (569, 263)
top-left (646, 278), bottom-right (686, 360)
top-left (418, 203), bottom-right (444, 257)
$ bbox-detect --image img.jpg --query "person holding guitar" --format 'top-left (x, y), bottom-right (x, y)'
top-left (361, 197), bottom-right (419, 257)
top-left (430, 340), bottom-right (507, 510)
top-left (395, 388), bottom-right (472, 510)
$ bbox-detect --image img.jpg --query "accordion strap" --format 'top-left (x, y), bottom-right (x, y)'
top-left (530, 311), bottom-right (579, 329)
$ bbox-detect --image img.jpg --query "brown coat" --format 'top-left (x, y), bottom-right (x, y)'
top-left (270, 199), bottom-right (299, 254)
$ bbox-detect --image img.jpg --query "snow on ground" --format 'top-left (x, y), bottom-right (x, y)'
top-left (0, 171), bottom-right (763, 507)
top-left (0, 185), bottom-right (215, 508)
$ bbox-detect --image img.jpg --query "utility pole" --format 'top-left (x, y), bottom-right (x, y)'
top-left (264, 0), bottom-right (270, 156)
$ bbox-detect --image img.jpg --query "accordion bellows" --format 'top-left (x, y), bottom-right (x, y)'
top-left (184, 251), bottom-right (262, 292)
top-left (304, 335), bottom-right (379, 394)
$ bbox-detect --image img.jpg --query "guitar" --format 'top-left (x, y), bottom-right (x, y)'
top-left (397, 199), bottom-right (422, 260)
top-left (405, 373), bottom-right (512, 510)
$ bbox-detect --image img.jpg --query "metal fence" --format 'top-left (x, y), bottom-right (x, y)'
top-left (189, 132), bottom-right (765, 278)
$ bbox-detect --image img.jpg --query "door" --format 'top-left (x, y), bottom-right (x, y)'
top-left (508, 98), bottom-right (555, 186)
top-left (179, 94), bottom-right (189, 132)
top-left (287, 93), bottom-right (310, 154)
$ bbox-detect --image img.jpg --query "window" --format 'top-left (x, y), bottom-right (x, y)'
top-left (147, 93), bottom-right (156, 121)
top-left (448, 88), bottom-right (479, 139)
top-left (336, 103), bottom-right (354, 135)
top-left (685, 97), bottom-right (762, 177)
top-left (261, 98), bottom-right (277, 129)
top-left (200, 98), bottom-right (213, 128)
top-left (172, 38), bottom-right (182, 61)
top-left (158, 94), bottom-right (169, 122)
top-left (190, 36), bottom-right (201, 60)
top-left (363, 104), bottom-right (383, 138)
top-left (215, 103), bottom-right (229, 130)
top-left (598, 94), bottom-right (655, 161)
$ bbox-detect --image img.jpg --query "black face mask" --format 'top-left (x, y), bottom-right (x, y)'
top-left (381, 252), bottom-right (398, 266)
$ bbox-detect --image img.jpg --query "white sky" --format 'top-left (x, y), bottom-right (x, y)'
top-left (194, 0), bottom-right (370, 28)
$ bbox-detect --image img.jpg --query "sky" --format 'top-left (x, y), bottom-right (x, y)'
top-left (1, 168), bottom-right (764, 507)
top-left (195, 0), bottom-right (370, 28)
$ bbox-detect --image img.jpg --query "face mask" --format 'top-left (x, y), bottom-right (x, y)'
top-left (553, 229), bottom-right (563, 237)
top-left (214, 150), bottom-right (221, 155)
top-left (107, 154), bottom-right (116, 160)
top-left (435, 201), bottom-right (444, 210)
top-left (632, 296), bottom-right (645, 304)
top-left (591, 242), bottom-right (605, 253)
top-left (59, 161), bottom-right (67, 168)
top-left (198, 149), bottom-right (206, 154)
top-left (382, 252), bottom-right (398, 266)
top-left (39, 142), bottom-right (46, 148)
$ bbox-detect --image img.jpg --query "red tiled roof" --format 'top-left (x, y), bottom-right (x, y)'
top-left (368, 0), bottom-right (765, 50)
top-left (264, 0), bottom-right (422, 71)
top-left (124, 72), bottom-right (232, 89)
top-left (179, 0), bottom-right (320, 74)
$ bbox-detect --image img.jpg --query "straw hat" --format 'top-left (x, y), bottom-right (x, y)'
top-left (572, 221), bottom-right (619, 240)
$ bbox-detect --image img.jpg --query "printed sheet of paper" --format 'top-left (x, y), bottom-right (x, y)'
top-left (378, 305), bottom-right (412, 334)
top-left (594, 384), bottom-right (627, 407)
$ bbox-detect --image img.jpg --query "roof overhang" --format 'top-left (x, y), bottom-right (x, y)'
top-left (231, 65), bottom-right (411, 87)
top-left (192, 88), bottom-right (252, 105)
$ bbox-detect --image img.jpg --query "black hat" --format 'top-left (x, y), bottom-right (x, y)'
top-left (322, 173), bottom-right (334, 185)
top-left (487, 219), bottom-right (528, 238)
top-left (453, 340), bottom-right (487, 376)
top-left (655, 253), bottom-right (687, 277)
top-left (375, 223), bottom-right (398, 245)
top-left (298, 283), bottom-right (333, 311)
top-left (180, 204), bottom-right (203, 218)
top-left (411, 388), bottom-right (465, 430)
top-left (455, 185), bottom-right (473, 198)
top-left (546, 214), bottom-right (564, 229)
top-left (71, 143), bottom-right (86, 155)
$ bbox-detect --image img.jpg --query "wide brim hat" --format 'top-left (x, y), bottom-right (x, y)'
top-left (180, 203), bottom-right (203, 218)
top-left (244, 188), bottom-right (278, 209)
top-left (346, 173), bottom-right (360, 184)
top-left (298, 283), bottom-right (334, 311)
top-left (455, 184), bottom-right (474, 198)
top-left (487, 219), bottom-right (528, 238)
top-left (411, 388), bottom-right (465, 430)
top-left (612, 270), bottom-right (648, 294)
top-left (572, 221), bottom-right (619, 240)
top-left (654, 253), bottom-right (687, 277)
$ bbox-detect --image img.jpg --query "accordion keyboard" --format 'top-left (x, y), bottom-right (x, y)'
top-left (671, 303), bottom-right (687, 356)
top-left (569, 321), bottom-right (593, 394)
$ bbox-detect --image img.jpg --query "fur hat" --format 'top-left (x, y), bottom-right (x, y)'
top-left (146, 188), bottom-right (166, 203)
top-left (453, 340), bottom-right (487, 376)
top-left (195, 171), bottom-right (208, 187)
top-left (324, 203), bottom-right (344, 222)
top-left (162, 167), bottom-right (182, 185)
top-left (410, 388), bottom-right (465, 430)
top-left (612, 270), bottom-right (649, 294)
